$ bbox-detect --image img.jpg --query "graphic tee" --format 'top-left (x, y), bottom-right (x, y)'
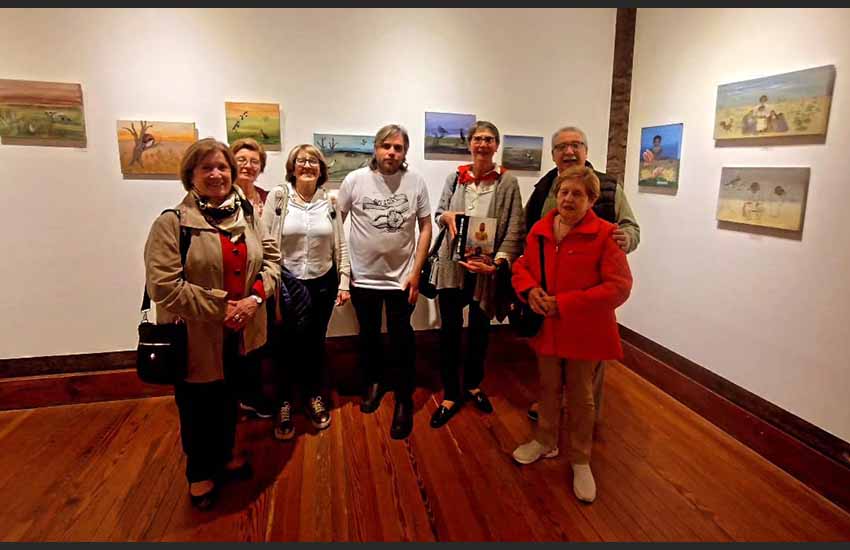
top-left (337, 166), bottom-right (431, 290)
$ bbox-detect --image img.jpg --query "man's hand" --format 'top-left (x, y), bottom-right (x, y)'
top-left (613, 229), bottom-right (630, 252)
top-left (402, 273), bottom-right (420, 305)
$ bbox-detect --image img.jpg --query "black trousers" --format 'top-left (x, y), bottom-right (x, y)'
top-left (275, 267), bottom-right (337, 405)
top-left (437, 278), bottom-right (491, 402)
top-left (173, 333), bottom-right (239, 484)
top-left (350, 286), bottom-right (416, 403)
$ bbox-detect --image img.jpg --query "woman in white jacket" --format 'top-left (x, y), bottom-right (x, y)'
top-left (261, 144), bottom-right (350, 440)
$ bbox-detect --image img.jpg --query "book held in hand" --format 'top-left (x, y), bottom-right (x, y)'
top-left (451, 215), bottom-right (497, 264)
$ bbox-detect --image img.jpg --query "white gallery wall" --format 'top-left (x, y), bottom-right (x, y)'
top-left (622, 8), bottom-right (850, 441)
top-left (0, 8), bottom-right (616, 358)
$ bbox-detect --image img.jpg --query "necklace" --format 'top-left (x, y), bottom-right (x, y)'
top-left (295, 186), bottom-right (315, 204)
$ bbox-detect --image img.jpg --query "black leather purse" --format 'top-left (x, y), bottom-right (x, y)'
top-left (508, 235), bottom-right (547, 338)
top-left (419, 174), bottom-right (459, 300)
top-left (137, 211), bottom-right (191, 385)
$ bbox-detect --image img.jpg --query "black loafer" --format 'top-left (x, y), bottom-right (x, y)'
top-left (189, 484), bottom-right (218, 511)
top-left (467, 390), bottom-right (494, 414)
top-left (430, 402), bottom-right (462, 428)
top-left (218, 461), bottom-right (253, 483)
top-left (360, 382), bottom-right (386, 414)
top-left (390, 400), bottom-right (414, 440)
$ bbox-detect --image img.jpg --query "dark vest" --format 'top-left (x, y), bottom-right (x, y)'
top-left (525, 162), bottom-right (617, 232)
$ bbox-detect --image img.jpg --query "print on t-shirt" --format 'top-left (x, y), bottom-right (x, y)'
top-left (362, 193), bottom-right (410, 232)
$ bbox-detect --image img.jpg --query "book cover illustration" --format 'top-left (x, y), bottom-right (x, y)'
top-left (451, 215), bottom-right (497, 264)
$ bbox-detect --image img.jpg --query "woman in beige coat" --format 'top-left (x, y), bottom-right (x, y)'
top-left (144, 138), bottom-right (280, 510)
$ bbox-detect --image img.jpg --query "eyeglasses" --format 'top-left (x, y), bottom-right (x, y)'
top-left (552, 141), bottom-right (585, 152)
top-left (235, 157), bottom-right (261, 167)
top-left (471, 135), bottom-right (496, 144)
top-left (295, 158), bottom-right (320, 167)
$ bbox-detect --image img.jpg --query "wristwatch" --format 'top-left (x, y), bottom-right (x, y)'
top-left (250, 295), bottom-right (263, 305)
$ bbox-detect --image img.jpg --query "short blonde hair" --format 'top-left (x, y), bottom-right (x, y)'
top-left (230, 138), bottom-right (267, 173)
top-left (179, 138), bottom-right (237, 191)
top-left (285, 144), bottom-right (329, 187)
top-left (553, 165), bottom-right (600, 202)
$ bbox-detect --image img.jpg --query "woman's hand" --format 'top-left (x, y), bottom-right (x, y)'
top-left (527, 287), bottom-right (550, 316)
top-left (224, 297), bottom-right (260, 330)
top-left (440, 211), bottom-right (460, 238)
top-left (336, 289), bottom-right (351, 306)
top-left (459, 259), bottom-right (497, 275)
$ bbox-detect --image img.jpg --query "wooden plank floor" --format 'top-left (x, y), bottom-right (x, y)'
top-left (1, 350), bottom-right (849, 541)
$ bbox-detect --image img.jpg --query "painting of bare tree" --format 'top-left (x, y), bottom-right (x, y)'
top-left (117, 120), bottom-right (196, 178)
top-left (314, 133), bottom-right (374, 183)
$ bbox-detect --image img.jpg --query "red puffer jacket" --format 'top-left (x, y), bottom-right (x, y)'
top-left (512, 209), bottom-right (632, 360)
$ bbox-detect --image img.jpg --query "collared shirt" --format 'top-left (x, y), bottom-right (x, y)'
top-left (280, 184), bottom-right (334, 280)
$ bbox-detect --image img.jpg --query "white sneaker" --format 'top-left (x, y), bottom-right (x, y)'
top-left (512, 440), bottom-right (559, 465)
top-left (571, 463), bottom-right (596, 503)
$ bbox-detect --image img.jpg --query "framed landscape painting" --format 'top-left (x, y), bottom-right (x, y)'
top-left (225, 102), bottom-right (281, 150)
top-left (0, 78), bottom-right (86, 146)
top-left (714, 65), bottom-right (835, 141)
top-left (424, 111), bottom-right (475, 159)
top-left (502, 135), bottom-right (543, 171)
top-left (716, 167), bottom-right (809, 231)
top-left (314, 133), bottom-right (374, 183)
top-left (638, 123), bottom-right (683, 190)
top-left (117, 120), bottom-right (197, 178)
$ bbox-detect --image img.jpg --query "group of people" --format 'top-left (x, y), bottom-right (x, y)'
top-left (143, 121), bottom-right (639, 511)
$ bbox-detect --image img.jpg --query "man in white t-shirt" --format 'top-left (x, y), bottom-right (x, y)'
top-left (336, 124), bottom-right (432, 440)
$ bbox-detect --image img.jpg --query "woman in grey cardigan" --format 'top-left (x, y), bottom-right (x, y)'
top-left (430, 121), bottom-right (526, 428)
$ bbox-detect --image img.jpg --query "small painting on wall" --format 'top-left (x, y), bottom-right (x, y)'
top-left (0, 78), bottom-right (86, 146)
top-left (117, 120), bottom-right (197, 178)
top-left (716, 167), bottom-right (809, 232)
top-left (424, 111), bottom-right (476, 159)
top-left (638, 123), bottom-right (683, 190)
top-left (714, 65), bottom-right (835, 141)
top-left (501, 135), bottom-right (543, 171)
top-left (226, 102), bottom-right (281, 150)
top-left (314, 133), bottom-right (374, 183)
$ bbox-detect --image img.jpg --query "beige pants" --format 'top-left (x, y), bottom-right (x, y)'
top-left (534, 356), bottom-right (596, 464)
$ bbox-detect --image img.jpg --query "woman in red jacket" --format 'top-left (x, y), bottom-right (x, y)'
top-left (511, 165), bottom-right (632, 503)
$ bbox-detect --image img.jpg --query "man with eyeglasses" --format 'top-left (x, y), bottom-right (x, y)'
top-left (336, 124), bottom-right (432, 440)
top-left (523, 125), bottom-right (640, 424)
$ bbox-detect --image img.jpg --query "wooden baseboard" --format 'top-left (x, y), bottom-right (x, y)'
top-left (619, 323), bottom-right (850, 513)
top-left (0, 350), bottom-right (135, 379)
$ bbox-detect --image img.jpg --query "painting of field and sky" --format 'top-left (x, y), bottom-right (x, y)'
top-left (424, 111), bottom-right (476, 159)
top-left (0, 78), bottom-right (86, 146)
top-left (714, 65), bottom-right (835, 141)
top-left (117, 120), bottom-right (197, 178)
top-left (314, 133), bottom-right (374, 183)
top-left (716, 167), bottom-right (809, 232)
top-left (639, 123), bottom-right (683, 190)
top-left (226, 102), bottom-right (281, 150)
top-left (502, 135), bottom-right (543, 171)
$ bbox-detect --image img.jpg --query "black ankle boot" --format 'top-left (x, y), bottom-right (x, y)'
top-left (360, 382), bottom-right (386, 414)
top-left (390, 399), bottom-right (414, 440)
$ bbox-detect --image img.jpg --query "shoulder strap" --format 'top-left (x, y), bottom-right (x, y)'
top-left (141, 210), bottom-right (191, 312)
top-left (538, 235), bottom-right (547, 293)
top-left (429, 174), bottom-right (461, 255)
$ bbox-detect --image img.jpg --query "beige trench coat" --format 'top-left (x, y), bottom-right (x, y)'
top-left (144, 192), bottom-right (280, 383)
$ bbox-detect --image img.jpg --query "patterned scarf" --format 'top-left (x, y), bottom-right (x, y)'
top-left (193, 188), bottom-right (248, 243)
top-left (457, 163), bottom-right (505, 186)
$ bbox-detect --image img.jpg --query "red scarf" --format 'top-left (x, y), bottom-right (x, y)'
top-left (457, 164), bottom-right (505, 185)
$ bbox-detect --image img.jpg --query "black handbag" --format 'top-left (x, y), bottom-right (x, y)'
top-left (136, 210), bottom-right (191, 385)
top-left (419, 225), bottom-right (448, 300)
top-left (420, 174), bottom-right (459, 300)
top-left (508, 235), bottom-right (547, 338)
